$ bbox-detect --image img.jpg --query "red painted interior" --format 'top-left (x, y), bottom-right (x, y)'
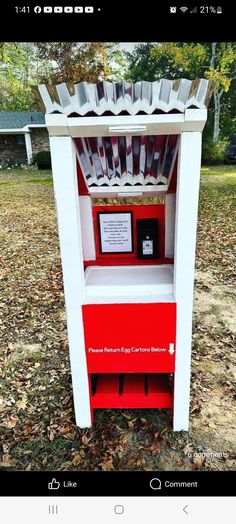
top-left (77, 150), bottom-right (177, 270)
top-left (76, 145), bottom-right (177, 414)
top-left (82, 302), bottom-right (176, 374)
top-left (77, 160), bottom-right (89, 196)
top-left (90, 373), bottom-right (173, 409)
top-left (84, 257), bottom-right (173, 268)
top-left (76, 147), bottom-right (178, 195)
top-left (168, 158), bottom-right (177, 193)
top-left (93, 204), bottom-right (165, 261)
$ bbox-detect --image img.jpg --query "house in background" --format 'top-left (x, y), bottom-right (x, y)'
top-left (0, 111), bottom-right (49, 167)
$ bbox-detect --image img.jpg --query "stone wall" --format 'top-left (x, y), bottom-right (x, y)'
top-left (0, 134), bottom-right (27, 167)
top-left (0, 128), bottom-right (50, 167)
top-left (31, 128), bottom-right (50, 156)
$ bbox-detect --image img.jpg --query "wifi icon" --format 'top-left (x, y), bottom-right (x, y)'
top-left (180, 6), bottom-right (188, 12)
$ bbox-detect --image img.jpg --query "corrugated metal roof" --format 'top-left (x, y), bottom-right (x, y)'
top-left (36, 79), bottom-right (213, 117)
top-left (0, 111), bottom-right (45, 129)
top-left (75, 134), bottom-right (179, 188)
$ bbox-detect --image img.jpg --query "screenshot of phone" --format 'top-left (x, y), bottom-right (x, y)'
top-left (0, 1), bottom-right (235, 522)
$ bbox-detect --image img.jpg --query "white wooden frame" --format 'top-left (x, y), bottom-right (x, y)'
top-left (50, 136), bottom-right (91, 427)
top-left (46, 111), bottom-right (206, 197)
top-left (173, 132), bottom-right (202, 431)
top-left (165, 193), bottom-right (176, 258)
top-left (48, 110), bottom-right (206, 431)
top-left (46, 110), bottom-right (207, 137)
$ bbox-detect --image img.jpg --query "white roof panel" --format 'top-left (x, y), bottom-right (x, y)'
top-left (36, 79), bottom-right (213, 117)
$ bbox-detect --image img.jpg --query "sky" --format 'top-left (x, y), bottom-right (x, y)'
top-left (119, 43), bottom-right (140, 51)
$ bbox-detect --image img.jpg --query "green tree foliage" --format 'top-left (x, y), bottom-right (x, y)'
top-left (126, 43), bottom-right (208, 82)
top-left (127, 42), bottom-right (236, 144)
top-left (0, 42), bottom-right (127, 112)
top-left (205, 43), bottom-right (236, 142)
top-left (35, 42), bottom-right (124, 84)
top-left (0, 43), bottom-right (51, 111)
top-left (125, 43), bottom-right (159, 82)
top-left (151, 42), bottom-right (208, 79)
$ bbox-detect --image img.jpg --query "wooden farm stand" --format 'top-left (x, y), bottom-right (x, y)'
top-left (37, 79), bottom-right (212, 430)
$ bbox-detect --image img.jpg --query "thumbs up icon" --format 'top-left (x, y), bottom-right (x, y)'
top-left (48, 478), bottom-right (60, 490)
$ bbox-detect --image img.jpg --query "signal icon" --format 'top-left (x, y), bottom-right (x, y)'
top-left (180, 6), bottom-right (188, 13)
top-left (190, 6), bottom-right (198, 13)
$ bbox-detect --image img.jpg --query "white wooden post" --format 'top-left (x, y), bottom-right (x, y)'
top-left (24, 132), bottom-right (33, 164)
top-left (79, 196), bottom-right (96, 260)
top-left (50, 136), bottom-right (92, 427)
top-left (165, 193), bottom-right (176, 258)
top-left (173, 131), bottom-right (202, 431)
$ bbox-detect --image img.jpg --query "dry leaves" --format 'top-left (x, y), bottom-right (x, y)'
top-left (193, 455), bottom-right (205, 470)
top-left (0, 167), bottom-right (235, 471)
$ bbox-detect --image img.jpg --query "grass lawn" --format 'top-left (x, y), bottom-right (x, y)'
top-left (0, 165), bottom-right (235, 471)
top-left (197, 166), bottom-right (236, 284)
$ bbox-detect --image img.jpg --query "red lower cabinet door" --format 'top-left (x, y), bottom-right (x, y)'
top-left (82, 303), bottom-right (176, 373)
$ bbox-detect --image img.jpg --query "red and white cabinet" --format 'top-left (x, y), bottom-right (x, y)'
top-left (39, 79), bottom-right (211, 430)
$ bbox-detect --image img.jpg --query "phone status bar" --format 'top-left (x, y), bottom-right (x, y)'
top-left (169, 5), bottom-right (223, 14)
top-left (14, 5), bottom-right (102, 14)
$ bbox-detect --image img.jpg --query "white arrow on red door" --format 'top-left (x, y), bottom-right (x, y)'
top-left (168, 343), bottom-right (175, 355)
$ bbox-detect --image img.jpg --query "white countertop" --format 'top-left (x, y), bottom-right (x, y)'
top-left (84, 264), bottom-right (174, 298)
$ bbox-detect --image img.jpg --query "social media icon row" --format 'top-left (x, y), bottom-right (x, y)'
top-left (34, 6), bottom-right (98, 14)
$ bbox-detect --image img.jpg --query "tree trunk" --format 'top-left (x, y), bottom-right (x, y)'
top-left (210, 43), bottom-right (221, 144)
top-left (210, 42), bottom-right (217, 67)
top-left (213, 88), bottom-right (223, 144)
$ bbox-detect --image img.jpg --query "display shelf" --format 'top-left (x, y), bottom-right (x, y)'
top-left (84, 257), bottom-right (174, 268)
top-left (84, 264), bottom-right (174, 298)
top-left (91, 373), bottom-right (173, 409)
top-left (83, 293), bottom-right (175, 304)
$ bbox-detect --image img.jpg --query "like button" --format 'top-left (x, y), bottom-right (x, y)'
top-left (48, 478), bottom-right (60, 490)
